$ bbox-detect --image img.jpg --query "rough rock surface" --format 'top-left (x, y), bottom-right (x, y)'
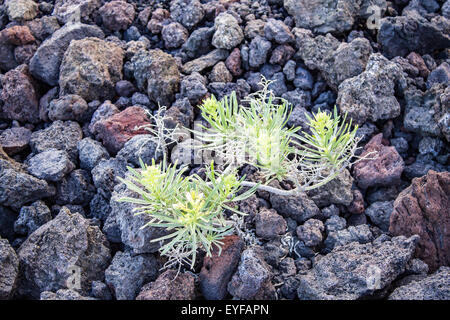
top-left (228, 246), bottom-right (276, 300)
top-left (136, 270), bottom-right (196, 300)
top-left (297, 235), bottom-right (419, 300)
top-left (59, 37), bottom-right (124, 101)
top-left (99, 0), bottom-right (135, 31)
top-left (308, 169), bottom-right (354, 207)
top-left (337, 53), bottom-right (406, 125)
top-left (212, 13), bottom-right (244, 50)
top-left (53, 0), bottom-right (102, 24)
top-left (353, 134), bottom-right (405, 189)
top-left (389, 170), bottom-right (450, 272)
top-left (0, 127), bottom-right (31, 156)
top-left (14, 200), bottom-right (52, 236)
top-left (105, 251), bottom-right (158, 300)
top-left (30, 23), bottom-right (104, 86)
top-left (92, 106), bottom-right (152, 155)
top-left (199, 235), bottom-right (244, 300)
top-left (389, 266), bottom-right (450, 300)
top-left (0, 238), bottom-right (19, 300)
top-left (131, 49), bottom-right (180, 106)
top-left (17, 207), bottom-right (111, 299)
top-left (27, 149), bottom-right (75, 182)
top-left (1, 64), bottom-right (39, 123)
top-left (270, 188), bottom-right (321, 223)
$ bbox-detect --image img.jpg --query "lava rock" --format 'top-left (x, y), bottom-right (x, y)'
top-left (14, 200), bottom-right (51, 236)
top-left (389, 266), bottom-right (450, 300)
top-left (297, 219), bottom-right (324, 247)
top-left (136, 269), bottom-right (196, 300)
top-left (181, 27), bottom-right (214, 60)
top-left (308, 169), bottom-right (354, 207)
top-left (225, 48), bottom-right (242, 77)
top-left (298, 235), bottom-right (419, 299)
top-left (99, 0), bottom-right (135, 31)
top-left (77, 138), bottom-right (110, 171)
top-left (55, 169), bottom-right (95, 205)
top-left (182, 48), bottom-right (229, 74)
top-left (353, 133), bottom-right (405, 189)
top-left (1, 64), bottom-right (39, 123)
top-left (212, 12), bottom-right (244, 50)
top-left (104, 180), bottom-right (167, 253)
top-left (255, 208), bottom-right (287, 240)
top-left (105, 251), bottom-right (158, 300)
top-left (161, 22), bottom-right (189, 49)
top-left (30, 23), bottom-right (104, 86)
top-left (0, 238), bottom-right (19, 300)
top-left (0, 127), bottom-right (31, 156)
top-left (131, 49), bottom-right (180, 107)
top-left (249, 36), bottom-right (271, 69)
top-left (40, 289), bottom-right (96, 300)
top-left (17, 207), bottom-right (111, 299)
top-left (270, 188), bottom-right (321, 223)
top-left (170, 0), bottom-right (204, 30)
top-left (117, 134), bottom-right (163, 167)
top-left (92, 106), bottom-right (152, 155)
top-left (209, 61), bottom-right (233, 83)
top-left (27, 149), bottom-right (75, 182)
top-left (426, 62), bottom-right (450, 89)
top-left (228, 246), bottom-right (276, 300)
top-left (324, 224), bottom-right (373, 253)
top-left (5, 0), bottom-right (38, 22)
top-left (337, 53), bottom-right (406, 125)
top-left (378, 12), bottom-right (450, 59)
top-left (294, 28), bottom-right (373, 91)
top-left (47, 95), bottom-right (89, 122)
top-left (59, 37), bottom-right (124, 102)
top-left (199, 235), bottom-right (244, 300)
top-left (53, 0), bottom-right (102, 24)
top-left (389, 170), bottom-right (450, 272)
top-left (264, 18), bottom-right (294, 44)
top-left (179, 72), bottom-right (208, 106)
top-left (365, 201), bottom-right (393, 232)
top-left (30, 120), bottom-right (83, 162)
top-left (91, 157), bottom-right (128, 199)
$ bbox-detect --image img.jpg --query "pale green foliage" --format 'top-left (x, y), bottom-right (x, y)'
top-left (197, 78), bottom-right (360, 192)
top-left (118, 160), bottom-right (256, 269)
top-left (118, 78), bottom-right (361, 269)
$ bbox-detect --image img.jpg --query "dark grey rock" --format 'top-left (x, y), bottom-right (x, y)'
top-left (88, 101), bottom-right (119, 134)
top-left (418, 136), bottom-right (443, 157)
top-left (115, 80), bottom-right (136, 98)
top-left (117, 135), bottom-right (163, 168)
top-left (325, 215), bottom-right (347, 234)
top-left (337, 53), bottom-right (406, 125)
top-left (91, 281), bottom-right (112, 300)
top-left (27, 149), bottom-right (75, 182)
top-left (255, 208), bottom-right (287, 240)
top-left (293, 66), bottom-right (314, 90)
top-left (29, 120), bottom-right (83, 162)
top-left (270, 188), bottom-right (321, 223)
top-left (0, 238), bottom-right (19, 300)
top-left (48, 95), bottom-right (89, 122)
top-left (40, 289), bottom-right (96, 300)
top-left (389, 266), bottom-right (450, 300)
top-left (228, 246), bottom-right (276, 300)
top-left (0, 206), bottom-right (16, 242)
top-left (180, 72), bottom-right (208, 106)
top-left (104, 180), bottom-right (168, 253)
top-left (298, 235), bottom-right (419, 300)
top-left (182, 48), bottom-right (229, 74)
top-left (307, 169), bottom-right (354, 208)
top-left (324, 224), bottom-right (373, 253)
top-left (91, 157), bottom-right (128, 199)
top-left (249, 36), bottom-right (271, 69)
top-left (105, 251), bottom-right (158, 300)
top-left (17, 207), bottom-right (111, 299)
top-left (55, 169), bottom-right (96, 205)
top-left (77, 138), bottom-right (110, 172)
top-left (180, 27), bottom-right (214, 61)
top-left (426, 62), bottom-right (450, 89)
top-left (89, 193), bottom-right (111, 223)
top-left (14, 200), bottom-right (51, 236)
top-left (365, 201), bottom-right (393, 232)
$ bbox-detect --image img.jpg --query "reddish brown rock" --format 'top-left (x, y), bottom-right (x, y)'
top-left (99, 0), bottom-right (136, 31)
top-left (269, 44), bottom-right (295, 66)
top-left (347, 189), bottom-right (365, 214)
top-left (0, 25), bottom-right (35, 45)
top-left (406, 52), bottom-right (430, 79)
top-left (0, 127), bottom-right (32, 156)
top-left (92, 106), bottom-right (151, 154)
top-left (389, 170), bottom-right (450, 272)
top-left (136, 269), bottom-right (196, 300)
top-left (225, 48), bottom-right (242, 77)
top-left (199, 235), bottom-right (244, 300)
top-left (1, 64), bottom-right (39, 123)
top-left (147, 8), bottom-right (170, 34)
top-left (353, 133), bottom-right (404, 189)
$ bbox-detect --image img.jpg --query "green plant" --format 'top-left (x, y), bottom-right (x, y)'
top-left (118, 160), bottom-right (256, 269)
top-left (119, 78), bottom-right (363, 269)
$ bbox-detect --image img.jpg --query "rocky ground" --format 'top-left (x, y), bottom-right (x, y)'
top-left (0, 0), bottom-right (449, 300)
